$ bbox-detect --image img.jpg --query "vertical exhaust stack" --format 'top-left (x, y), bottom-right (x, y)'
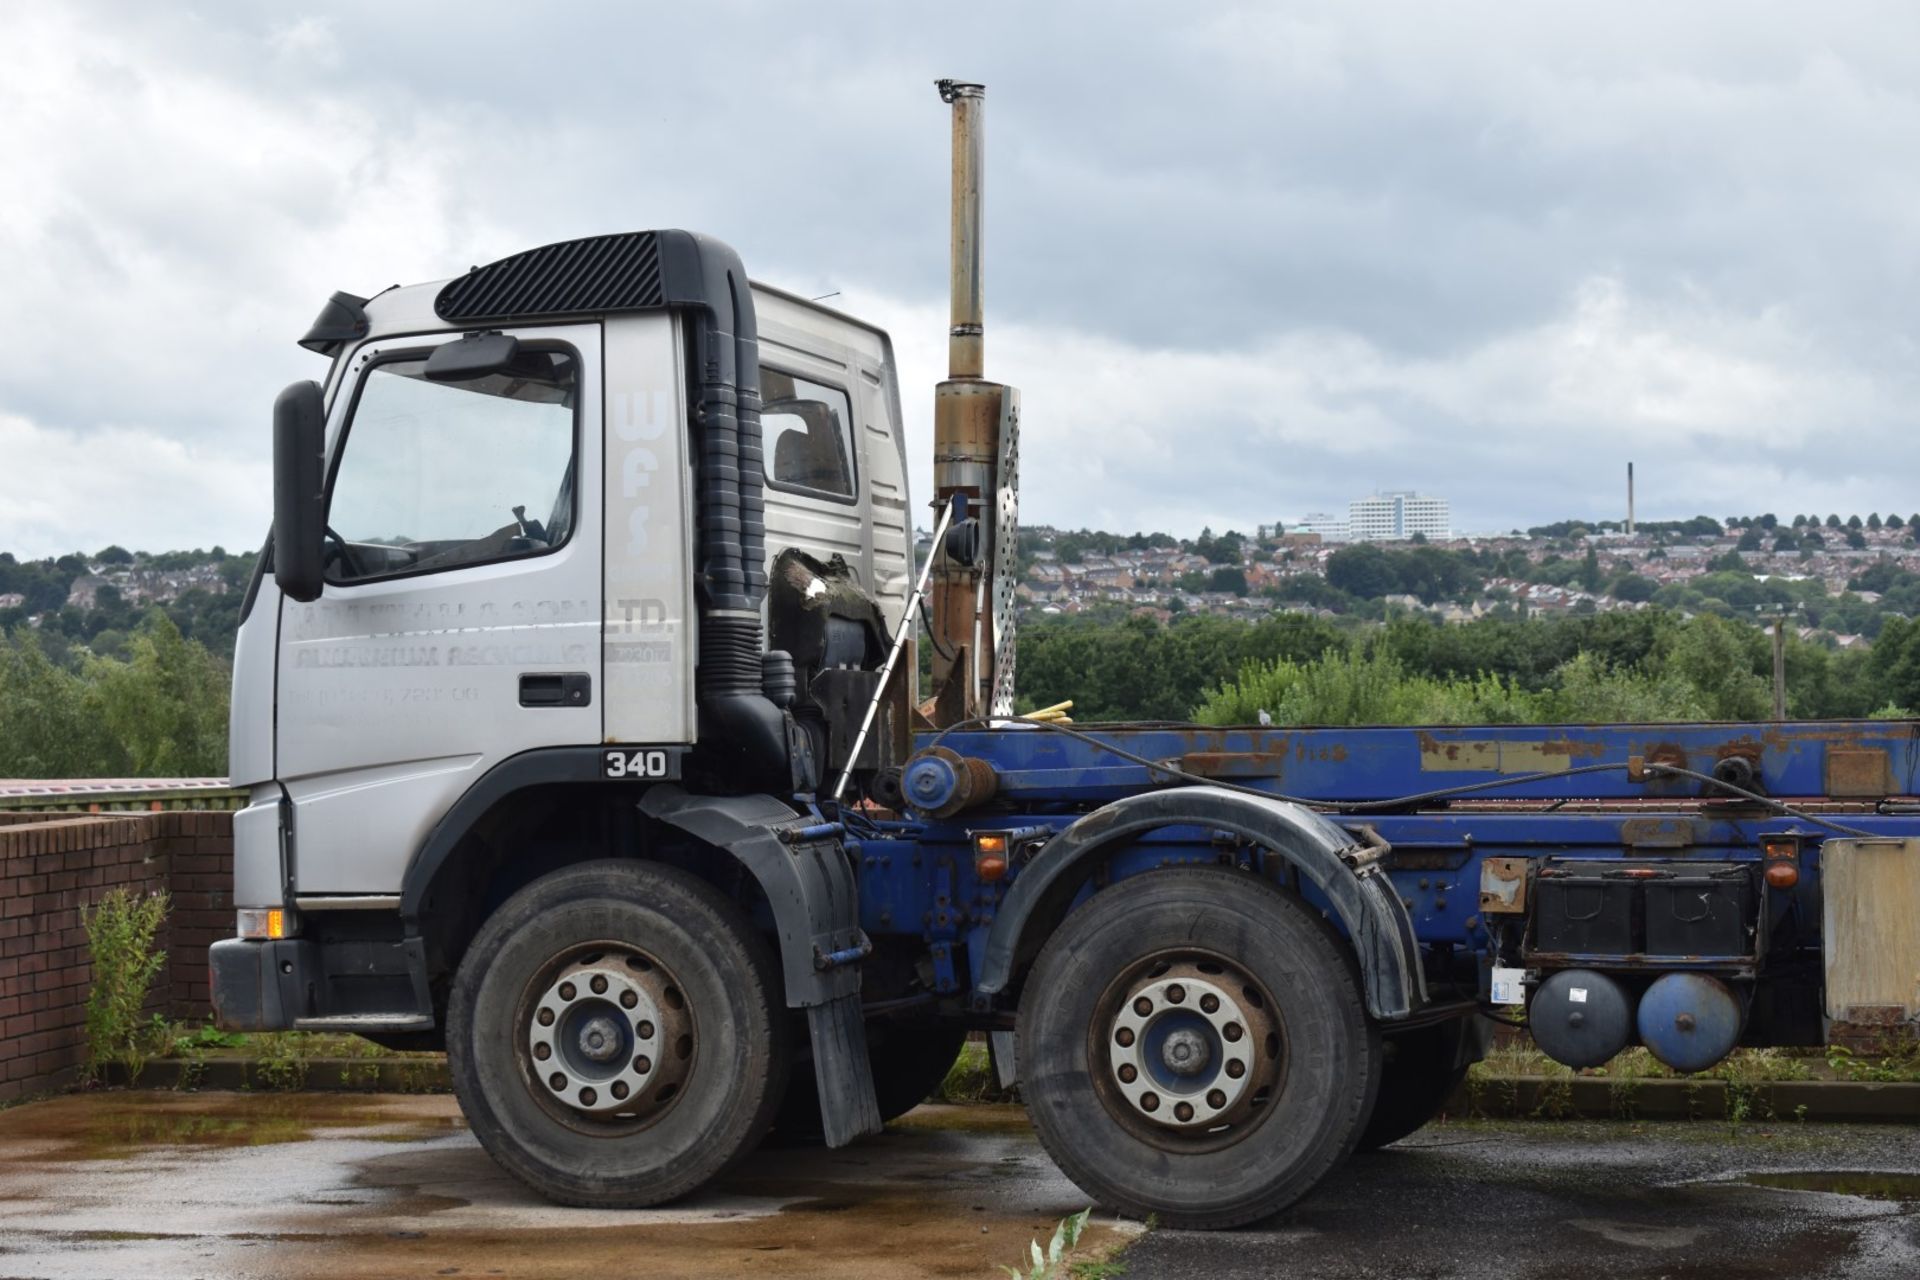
top-left (925, 79), bottom-right (1021, 727)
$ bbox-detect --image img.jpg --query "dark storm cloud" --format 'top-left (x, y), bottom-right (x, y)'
top-left (4, 1), bottom-right (1920, 554)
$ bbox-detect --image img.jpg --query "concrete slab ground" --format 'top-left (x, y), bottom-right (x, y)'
top-left (2, 1093), bottom-right (1916, 1279)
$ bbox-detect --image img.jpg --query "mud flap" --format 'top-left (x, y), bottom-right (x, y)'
top-left (638, 787), bottom-right (883, 1145)
top-left (808, 994), bottom-right (885, 1146)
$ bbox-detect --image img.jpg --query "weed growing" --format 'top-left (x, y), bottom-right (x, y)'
top-left (81, 888), bottom-right (169, 1084)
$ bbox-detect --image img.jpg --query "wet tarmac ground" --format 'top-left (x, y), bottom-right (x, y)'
top-left (0, 1093), bottom-right (1914, 1279)
top-left (1126, 1119), bottom-right (1920, 1280)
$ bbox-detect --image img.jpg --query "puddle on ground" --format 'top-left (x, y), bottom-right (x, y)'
top-left (0, 1092), bottom-right (464, 1160)
top-left (1737, 1171), bottom-right (1920, 1203)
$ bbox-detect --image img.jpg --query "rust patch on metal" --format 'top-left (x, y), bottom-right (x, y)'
top-left (1417, 735), bottom-right (1604, 775)
top-left (1826, 748), bottom-right (1892, 799)
top-left (1178, 751), bottom-right (1288, 779)
top-left (1621, 818), bottom-right (1695, 849)
top-left (1642, 743), bottom-right (1688, 772)
top-left (1478, 857), bottom-right (1530, 914)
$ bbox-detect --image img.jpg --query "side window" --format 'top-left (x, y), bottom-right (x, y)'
top-left (325, 347), bottom-right (578, 583)
top-left (762, 368), bottom-right (856, 500)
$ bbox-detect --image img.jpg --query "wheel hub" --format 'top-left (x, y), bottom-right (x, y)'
top-left (1104, 964), bottom-right (1274, 1132)
top-left (524, 951), bottom-right (690, 1119)
top-left (576, 1013), bottom-right (623, 1063)
top-left (1161, 1027), bottom-right (1211, 1077)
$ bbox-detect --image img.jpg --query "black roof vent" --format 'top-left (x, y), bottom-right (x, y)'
top-left (297, 291), bottom-right (370, 355)
top-left (435, 231), bottom-right (667, 324)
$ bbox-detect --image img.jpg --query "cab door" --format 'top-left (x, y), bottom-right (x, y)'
top-left (276, 323), bottom-right (602, 895)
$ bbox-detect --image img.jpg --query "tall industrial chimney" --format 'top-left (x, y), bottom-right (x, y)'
top-left (1627, 462), bottom-right (1635, 536)
top-left (925, 80), bottom-right (1021, 726)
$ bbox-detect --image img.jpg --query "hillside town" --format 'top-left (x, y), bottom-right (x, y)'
top-left (991, 501), bottom-right (1920, 651)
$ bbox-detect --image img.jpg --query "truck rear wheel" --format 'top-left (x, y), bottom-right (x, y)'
top-left (1017, 868), bottom-right (1380, 1230)
top-left (447, 859), bottom-right (788, 1207)
top-left (1356, 1023), bottom-right (1470, 1151)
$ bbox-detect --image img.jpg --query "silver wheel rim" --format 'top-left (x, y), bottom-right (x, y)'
top-left (1108, 973), bottom-right (1257, 1127)
top-left (520, 947), bottom-right (694, 1128)
top-left (1092, 956), bottom-right (1284, 1146)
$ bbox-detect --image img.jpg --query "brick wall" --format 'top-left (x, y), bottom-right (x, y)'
top-left (0, 811), bottom-right (233, 1101)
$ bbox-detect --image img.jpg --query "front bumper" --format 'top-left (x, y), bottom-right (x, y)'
top-left (209, 937), bottom-right (314, 1032)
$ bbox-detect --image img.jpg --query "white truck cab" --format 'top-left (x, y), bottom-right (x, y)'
top-left (218, 232), bottom-right (915, 1051)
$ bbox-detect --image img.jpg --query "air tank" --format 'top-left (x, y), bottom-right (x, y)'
top-left (1636, 973), bottom-right (1744, 1074)
top-left (1529, 969), bottom-right (1632, 1069)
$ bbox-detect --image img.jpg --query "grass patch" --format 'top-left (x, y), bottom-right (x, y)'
top-left (1469, 1042), bottom-right (1916, 1086)
top-left (934, 1038), bottom-right (1012, 1103)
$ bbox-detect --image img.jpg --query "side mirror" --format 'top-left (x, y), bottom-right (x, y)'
top-left (425, 331), bottom-right (520, 382)
top-left (272, 380), bottom-right (327, 603)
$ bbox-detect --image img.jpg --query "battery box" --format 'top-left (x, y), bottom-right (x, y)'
top-left (1530, 861), bottom-right (1757, 960)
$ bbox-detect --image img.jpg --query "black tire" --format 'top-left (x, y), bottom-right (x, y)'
top-left (1018, 868), bottom-right (1381, 1230)
top-left (1356, 1023), bottom-right (1471, 1151)
top-left (447, 859), bottom-right (788, 1207)
top-left (771, 1022), bottom-right (970, 1142)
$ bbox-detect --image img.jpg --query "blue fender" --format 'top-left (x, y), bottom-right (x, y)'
top-left (973, 786), bottom-right (1428, 1020)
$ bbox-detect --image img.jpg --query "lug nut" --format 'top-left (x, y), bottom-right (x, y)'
top-left (534, 1043), bottom-right (551, 1061)
top-left (1174, 1102), bottom-right (1194, 1122)
top-left (1141, 1092), bottom-right (1160, 1113)
top-left (1207, 1089), bottom-right (1227, 1109)
top-left (612, 1080), bottom-right (630, 1100)
top-left (1118, 1063), bottom-right (1138, 1084)
top-left (1115, 1027), bottom-right (1135, 1047)
top-left (579, 1086), bottom-right (598, 1106)
top-left (620, 990), bottom-right (638, 1009)
top-left (1133, 996), bottom-right (1153, 1016)
top-left (636, 1019), bottom-right (655, 1039)
top-left (1200, 993), bottom-right (1219, 1014)
top-left (590, 974), bottom-right (608, 995)
top-left (548, 1072), bottom-right (567, 1091)
top-left (1223, 1022), bottom-right (1243, 1042)
top-left (1167, 984), bottom-right (1186, 1005)
top-left (558, 982), bottom-right (577, 1002)
top-left (1225, 1059), bottom-right (1246, 1079)
top-left (537, 1008), bottom-right (555, 1027)
top-left (633, 1054), bottom-right (652, 1074)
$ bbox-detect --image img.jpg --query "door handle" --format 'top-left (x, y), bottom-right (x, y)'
top-left (519, 672), bottom-right (592, 708)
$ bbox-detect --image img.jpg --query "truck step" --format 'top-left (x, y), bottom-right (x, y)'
top-left (292, 1015), bottom-right (435, 1033)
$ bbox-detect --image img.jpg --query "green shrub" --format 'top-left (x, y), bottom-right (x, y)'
top-left (81, 887), bottom-right (170, 1083)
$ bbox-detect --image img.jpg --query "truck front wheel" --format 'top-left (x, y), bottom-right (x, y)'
top-left (447, 859), bottom-right (788, 1207)
top-left (1017, 868), bottom-right (1380, 1229)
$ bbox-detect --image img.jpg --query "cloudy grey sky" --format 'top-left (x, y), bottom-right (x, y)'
top-left (4, 1), bottom-right (1919, 558)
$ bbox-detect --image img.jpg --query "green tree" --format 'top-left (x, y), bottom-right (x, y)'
top-left (0, 631), bottom-right (125, 776)
top-left (1611, 574), bottom-right (1656, 603)
top-left (1578, 546), bottom-right (1603, 592)
top-left (1325, 545), bottom-right (1402, 599)
top-left (1846, 528), bottom-right (1868, 550)
top-left (1736, 528), bottom-right (1764, 552)
top-left (1867, 513), bottom-right (1883, 531)
top-left (88, 613), bottom-right (229, 775)
top-left (1208, 566), bottom-right (1249, 595)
